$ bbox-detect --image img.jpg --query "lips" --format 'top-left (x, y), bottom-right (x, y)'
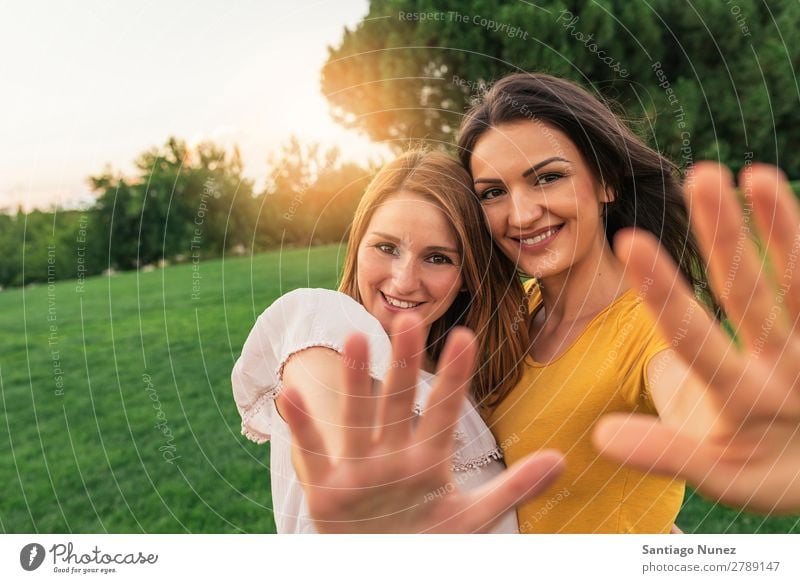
top-left (511, 224), bottom-right (563, 248)
top-left (380, 291), bottom-right (424, 310)
top-left (513, 224), bottom-right (563, 244)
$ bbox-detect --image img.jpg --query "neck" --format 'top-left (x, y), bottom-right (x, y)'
top-left (535, 242), bottom-right (628, 325)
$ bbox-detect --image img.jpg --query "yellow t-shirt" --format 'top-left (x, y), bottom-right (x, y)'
top-left (486, 283), bottom-right (684, 533)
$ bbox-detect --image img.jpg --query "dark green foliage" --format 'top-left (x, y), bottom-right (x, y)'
top-left (323, 0), bottom-right (800, 175)
top-left (0, 209), bottom-right (101, 288)
top-left (91, 138), bottom-right (258, 271)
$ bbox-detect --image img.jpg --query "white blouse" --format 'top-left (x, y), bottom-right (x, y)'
top-left (231, 288), bottom-right (518, 533)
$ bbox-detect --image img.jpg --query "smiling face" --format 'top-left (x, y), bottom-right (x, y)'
top-left (355, 192), bottom-right (464, 337)
top-left (469, 120), bottom-right (615, 282)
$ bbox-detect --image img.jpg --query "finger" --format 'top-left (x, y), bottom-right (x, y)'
top-left (277, 385), bottom-right (332, 480)
top-left (340, 333), bottom-right (377, 457)
top-left (460, 450), bottom-right (565, 533)
top-left (594, 413), bottom-right (800, 514)
top-left (686, 162), bottom-right (778, 351)
top-left (592, 413), bottom-right (735, 498)
top-left (416, 327), bottom-right (476, 457)
top-left (376, 313), bottom-right (424, 448)
top-left (745, 163), bottom-right (800, 324)
top-left (615, 228), bottom-right (747, 397)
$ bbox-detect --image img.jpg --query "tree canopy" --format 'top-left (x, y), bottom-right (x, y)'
top-left (90, 137), bottom-right (257, 271)
top-left (322, 0), bottom-right (800, 175)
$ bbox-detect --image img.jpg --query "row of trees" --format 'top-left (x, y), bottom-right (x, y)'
top-left (0, 137), bottom-right (375, 288)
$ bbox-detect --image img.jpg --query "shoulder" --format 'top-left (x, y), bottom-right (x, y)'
top-left (256, 288), bottom-right (381, 334)
top-left (611, 290), bottom-right (670, 354)
top-left (256, 287), bottom-right (392, 373)
top-left (253, 286), bottom-right (389, 346)
top-left (232, 288), bottom-right (392, 443)
top-left (608, 291), bottom-right (672, 410)
top-left (260, 287), bottom-right (361, 318)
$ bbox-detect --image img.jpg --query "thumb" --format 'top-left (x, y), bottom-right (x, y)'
top-left (461, 449), bottom-right (565, 532)
top-left (593, 412), bottom-right (718, 483)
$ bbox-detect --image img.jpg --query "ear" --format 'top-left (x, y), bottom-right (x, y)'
top-left (599, 183), bottom-right (616, 204)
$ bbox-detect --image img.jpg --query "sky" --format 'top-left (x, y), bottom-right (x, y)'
top-left (0, 0), bottom-right (387, 212)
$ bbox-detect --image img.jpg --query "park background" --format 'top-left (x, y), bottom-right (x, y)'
top-left (2, 0), bottom-right (799, 533)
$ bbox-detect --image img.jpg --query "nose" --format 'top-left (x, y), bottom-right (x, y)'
top-left (391, 255), bottom-right (420, 295)
top-left (508, 188), bottom-right (544, 231)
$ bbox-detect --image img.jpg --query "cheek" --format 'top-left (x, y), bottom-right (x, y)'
top-left (426, 269), bottom-right (463, 302)
top-left (573, 197), bottom-right (604, 239)
top-left (356, 250), bottom-right (384, 296)
top-left (481, 204), bottom-right (506, 239)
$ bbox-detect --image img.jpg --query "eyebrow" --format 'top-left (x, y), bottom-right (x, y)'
top-left (473, 156), bottom-right (572, 184)
top-left (368, 232), bottom-right (460, 255)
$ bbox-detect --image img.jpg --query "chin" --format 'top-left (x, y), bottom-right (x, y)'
top-left (375, 314), bottom-right (393, 334)
top-left (521, 259), bottom-right (567, 280)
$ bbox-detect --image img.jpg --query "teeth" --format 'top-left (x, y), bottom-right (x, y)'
top-left (521, 227), bottom-right (560, 245)
top-left (383, 293), bottom-right (421, 309)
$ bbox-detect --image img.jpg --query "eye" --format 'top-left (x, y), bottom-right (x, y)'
top-left (426, 254), bottom-right (454, 265)
top-left (537, 172), bottom-right (565, 185)
top-left (478, 187), bottom-right (505, 201)
top-left (375, 243), bottom-right (398, 256)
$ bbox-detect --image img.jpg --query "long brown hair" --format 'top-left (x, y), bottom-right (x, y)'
top-left (339, 150), bottom-right (529, 408)
top-left (457, 72), bottom-right (721, 318)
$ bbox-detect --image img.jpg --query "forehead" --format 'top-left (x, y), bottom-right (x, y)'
top-left (365, 192), bottom-right (458, 245)
top-left (470, 120), bottom-right (580, 176)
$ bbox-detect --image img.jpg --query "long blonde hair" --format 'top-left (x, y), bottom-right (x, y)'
top-left (339, 150), bottom-right (529, 410)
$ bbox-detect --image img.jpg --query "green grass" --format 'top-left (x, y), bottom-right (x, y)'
top-left (0, 244), bottom-right (343, 533)
top-left (1, 244), bottom-right (797, 533)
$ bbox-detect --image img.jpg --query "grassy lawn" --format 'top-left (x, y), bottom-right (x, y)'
top-left (1, 244), bottom-right (797, 533)
top-left (0, 244), bottom-right (343, 533)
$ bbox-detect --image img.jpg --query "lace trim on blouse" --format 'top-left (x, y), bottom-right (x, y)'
top-left (241, 382), bottom-right (428, 444)
top-left (451, 446), bottom-right (504, 473)
top-left (240, 389), bottom-right (280, 444)
top-left (275, 341), bottom-right (346, 380)
top-left (239, 340), bottom-right (345, 444)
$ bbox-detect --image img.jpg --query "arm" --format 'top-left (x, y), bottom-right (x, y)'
top-left (279, 347), bottom-right (358, 459)
top-left (594, 162), bottom-right (800, 514)
top-left (232, 288), bottom-right (393, 446)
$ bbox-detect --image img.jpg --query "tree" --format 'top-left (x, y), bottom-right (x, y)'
top-left (258, 137), bottom-right (375, 247)
top-left (90, 138), bottom-right (257, 270)
top-left (0, 211), bottom-right (24, 287)
top-left (322, 0), bottom-right (800, 175)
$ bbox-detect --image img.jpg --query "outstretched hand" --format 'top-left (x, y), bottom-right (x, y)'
top-left (595, 162), bottom-right (800, 514)
top-left (278, 314), bottom-right (564, 533)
